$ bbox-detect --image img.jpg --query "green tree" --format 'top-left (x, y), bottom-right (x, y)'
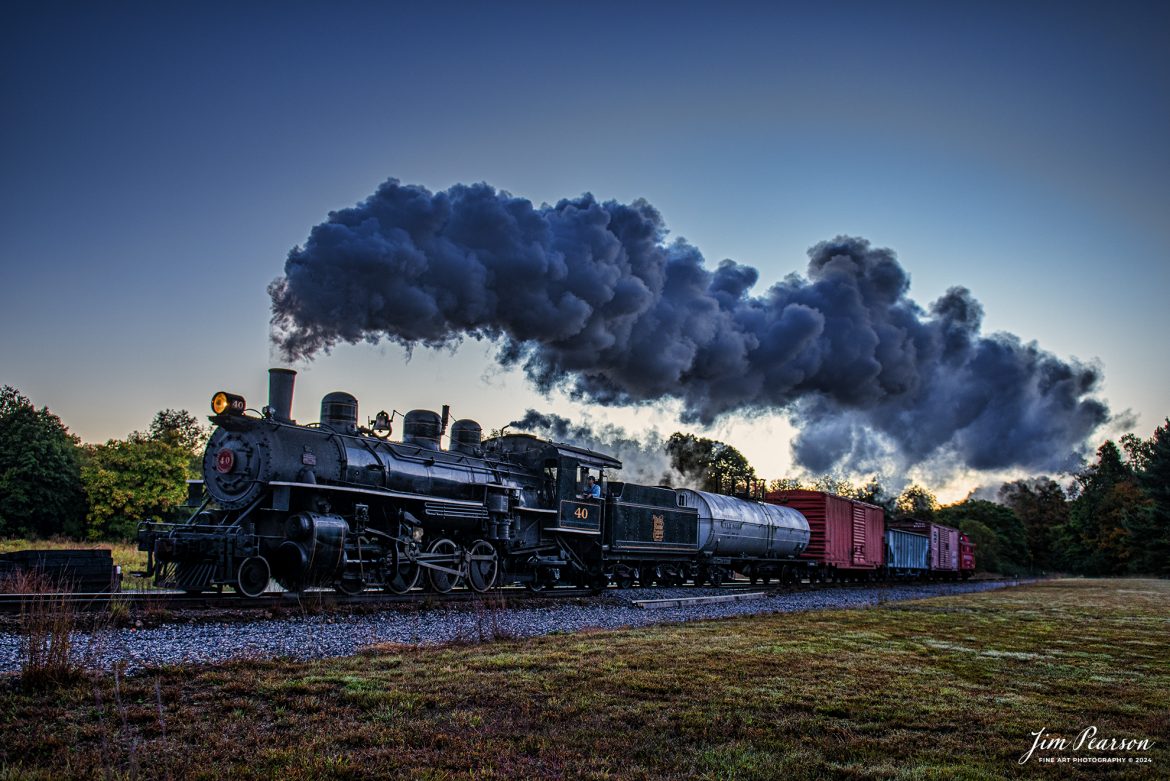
top-left (1120, 432), bottom-right (1155, 473)
top-left (1130, 419), bottom-right (1170, 576)
top-left (0, 386), bottom-right (86, 538)
top-left (146, 408), bottom-right (209, 476)
top-left (855, 477), bottom-right (896, 513)
top-left (895, 484), bottom-right (938, 520)
top-left (955, 519), bottom-right (999, 573)
top-left (1000, 478), bottom-right (1068, 571)
top-left (666, 433), bottom-right (756, 495)
top-left (768, 477), bottom-right (806, 492)
top-left (81, 436), bottom-right (191, 541)
top-left (811, 475), bottom-right (854, 496)
top-left (937, 499), bottom-right (1029, 574)
top-left (1059, 441), bottom-right (1144, 575)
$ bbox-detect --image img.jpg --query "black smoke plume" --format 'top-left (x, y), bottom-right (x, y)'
top-left (270, 178), bottom-right (1109, 474)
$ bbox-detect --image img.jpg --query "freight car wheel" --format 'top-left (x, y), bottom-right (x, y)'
top-left (425, 538), bottom-right (463, 594)
top-left (235, 556), bottom-right (270, 598)
top-left (466, 540), bottom-right (499, 593)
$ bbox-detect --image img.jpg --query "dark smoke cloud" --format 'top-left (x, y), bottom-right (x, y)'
top-left (270, 178), bottom-right (1109, 473)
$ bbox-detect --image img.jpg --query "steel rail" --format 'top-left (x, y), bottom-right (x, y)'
top-left (0, 576), bottom-right (1001, 615)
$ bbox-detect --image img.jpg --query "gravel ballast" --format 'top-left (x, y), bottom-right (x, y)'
top-left (0, 580), bottom-right (1030, 675)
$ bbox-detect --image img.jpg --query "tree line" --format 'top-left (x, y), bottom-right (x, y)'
top-left (0, 386), bottom-right (207, 541)
top-left (2, 383), bottom-right (1167, 576)
top-left (664, 425), bottom-right (1170, 577)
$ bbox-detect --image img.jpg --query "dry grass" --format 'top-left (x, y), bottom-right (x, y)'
top-left (0, 578), bottom-right (1167, 779)
top-left (0, 538), bottom-right (152, 589)
top-left (1, 570), bottom-right (84, 688)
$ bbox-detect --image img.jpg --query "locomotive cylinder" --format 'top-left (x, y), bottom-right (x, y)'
top-left (274, 512), bottom-right (348, 586)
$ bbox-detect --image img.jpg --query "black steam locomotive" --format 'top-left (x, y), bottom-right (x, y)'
top-left (137, 369), bottom-right (813, 597)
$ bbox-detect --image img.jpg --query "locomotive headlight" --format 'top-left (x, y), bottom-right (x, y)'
top-left (211, 391), bottom-right (247, 416)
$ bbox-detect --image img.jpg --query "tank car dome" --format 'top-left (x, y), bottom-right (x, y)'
top-left (320, 392), bottom-right (358, 434)
top-left (403, 409), bottom-right (442, 450)
top-left (448, 419), bottom-right (482, 455)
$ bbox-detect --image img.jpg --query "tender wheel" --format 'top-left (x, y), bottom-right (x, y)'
top-left (235, 556), bottom-right (270, 598)
top-left (613, 564), bottom-right (636, 589)
top-left (708, 568), bottom-right (724, 587)
top-left (426, 538), bottom-right (463, 594)
top-left (466, 540), bottom-right (499, 593)
top-left (335, 577), bottom-right (365, 596)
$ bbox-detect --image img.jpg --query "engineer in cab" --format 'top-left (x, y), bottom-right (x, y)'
top-left (584, 474), bottom-right (601, 499)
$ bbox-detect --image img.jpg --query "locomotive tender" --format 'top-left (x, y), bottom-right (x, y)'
top-left (137, 369), bottom-right (815, 597)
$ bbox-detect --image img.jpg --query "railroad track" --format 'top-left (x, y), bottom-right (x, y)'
top-left (0, 576), bottom-right (990, 615)
top-left (0, 585), bottom-right (596, 614)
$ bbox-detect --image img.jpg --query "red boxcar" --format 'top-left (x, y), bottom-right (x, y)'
top-left (888, 519), bottom-right (963, 577)
top-left (959, 532), bottom-right (976, 579)
top-left (764, 490), bottom-right (884, 577)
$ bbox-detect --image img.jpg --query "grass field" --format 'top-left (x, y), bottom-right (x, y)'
top-left (1, 578), bottom-right (1166, 779)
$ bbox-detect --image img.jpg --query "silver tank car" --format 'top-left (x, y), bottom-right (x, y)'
top-left (679, 489), bottom-right (810, 558)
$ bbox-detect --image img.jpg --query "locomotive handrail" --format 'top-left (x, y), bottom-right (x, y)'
top-left (266, 480), bottom-right (487, 507)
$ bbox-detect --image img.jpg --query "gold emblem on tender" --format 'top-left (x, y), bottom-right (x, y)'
top-left (652, 514), bottom-right (665, 542)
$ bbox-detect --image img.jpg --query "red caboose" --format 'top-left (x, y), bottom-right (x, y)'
top-left (959, 532), bottom-right (976, 580)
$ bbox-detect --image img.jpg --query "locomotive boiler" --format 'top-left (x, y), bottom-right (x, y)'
top-left (138, 368), bottom-right (817, 597)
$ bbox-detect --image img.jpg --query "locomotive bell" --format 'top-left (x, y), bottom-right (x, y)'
top-left (371, 410), bottom-right (393, 436)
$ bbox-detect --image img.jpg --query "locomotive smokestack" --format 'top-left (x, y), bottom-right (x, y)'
top-left (268, 368), bottom-right (296, 423)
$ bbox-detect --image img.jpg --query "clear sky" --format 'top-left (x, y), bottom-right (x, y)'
top-left (2, 1), bottom-right (1167, 500)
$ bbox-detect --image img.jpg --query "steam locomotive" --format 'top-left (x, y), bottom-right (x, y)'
top-left (137, 369), bottom-right (815, 597)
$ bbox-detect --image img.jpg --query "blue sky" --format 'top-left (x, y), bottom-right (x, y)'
top-left (2, 1), bottom-right (1167, 498)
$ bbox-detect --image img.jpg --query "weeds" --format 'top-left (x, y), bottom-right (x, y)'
top-left (2, 570), bottom-right (84, 688)
top-left (466, 590), bottom-right (514, 643)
